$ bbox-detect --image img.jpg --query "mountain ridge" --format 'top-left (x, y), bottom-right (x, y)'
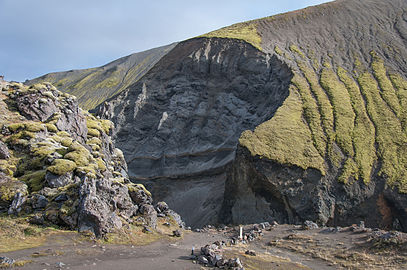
top-left (27, 43), bottom-right (178, 110)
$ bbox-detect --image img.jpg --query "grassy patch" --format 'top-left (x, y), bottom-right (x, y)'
top-left (200, 22), bottom-right (262, 51)
top-left (289, 45), bottom-right (306, 59)
top-left (19, 170), bottom-right (46, 192)
top-left (358, 71), bottom-right (407, 191)
top-left (371, 52), bottom-right (401, 117)
top-left (337, 67), bottom-right (376, 183)
top-left (64, 142), bottom-right (92, 167)
top-left (0, 216), bottom-right (60, 252)
top-left (101, 218), bottom-right (178, 246)
top-left (291, 73), bottom-right (327, 157)
top-left (320, 67), bottom-right (355, 157)
top-left (389, 73), bottom-right (407, 131)
top-left (239, 86), bottom-right (325, 173)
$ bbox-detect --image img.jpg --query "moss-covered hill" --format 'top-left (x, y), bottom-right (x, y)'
top-left (27, 43), bottom-right (177, 110)
top-left (201, 0), bottom-right (407, 193)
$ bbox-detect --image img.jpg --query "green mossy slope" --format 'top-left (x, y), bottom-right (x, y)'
top-left (240, 44), bottom-right (407, 192)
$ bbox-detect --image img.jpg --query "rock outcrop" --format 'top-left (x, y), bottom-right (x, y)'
top-left (0, 81), bottom-right (183, 236)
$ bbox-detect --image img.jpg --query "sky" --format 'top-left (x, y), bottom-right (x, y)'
top-left (0, 0), bottom-right (331, 82)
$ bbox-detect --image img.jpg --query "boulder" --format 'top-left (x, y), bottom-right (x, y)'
top-left (303, 220), bottom-right (319, 230)
top-left (155, 201), bottom-right (169, 213)
top-left (139, 204), bottom-right (157, 229)
top-left (0, 141), bottom-right (9, 159)
top-left (31, 194), bottom-right (48, 209)
top-left (165, 209), bottom-right (185, 228)
top-left (0, 257), bottom-right (15, 266)
top-left (172, 229), bottom-right (182, 237)
top-left (45, 171), bottom-right (73, 188)
top-left (8, 192), bottom-right (26, 215)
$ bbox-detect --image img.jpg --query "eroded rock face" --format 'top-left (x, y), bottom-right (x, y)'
top-left (95, 38), bottom-right (292, 225)
top-left (220, 147), bottom-right (407, 232)
top-left (13, 83), bottom-right (87, 142)
top-left (96, 38), bottom-right (292, 180)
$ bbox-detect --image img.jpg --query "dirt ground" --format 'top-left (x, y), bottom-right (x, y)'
top-left (1, 224), bottom-right (407, 270)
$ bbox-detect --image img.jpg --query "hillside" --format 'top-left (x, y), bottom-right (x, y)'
top-left (27, 0), bottom-right (407, 232)
top-left (27, 43), bottom-right (177, 110)
top-left (90, 0), bottom-right (407, 230)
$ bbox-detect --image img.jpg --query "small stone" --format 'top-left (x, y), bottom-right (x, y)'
top-left (29, 213), bottom-right (45, 225)
top-left (303, 220), bottom-right (318, 230)
top-left (173, 229), bottom-right (182, 237)
top-left (245, 250), bottom-right (256, 256)
top-left (163, 222), bottom-right (170, 226)
top-left (32, 194), bottom-right (48, 209)
top-left (56, 262), bottom-right (65, 267)
top-left (155, 201), bottom-right (169, 213)
top-left (142, 226), bottom-right (153, 233)
top-left (198, 255), bottom-right (208, 265)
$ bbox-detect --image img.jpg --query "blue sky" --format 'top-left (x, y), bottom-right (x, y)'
top-left (0, 0), bottom-right (330, 82)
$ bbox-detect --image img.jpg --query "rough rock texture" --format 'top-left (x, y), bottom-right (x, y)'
top-left (0, 81), bottom-right (183, 236)
top-left (221, 146), bottom-right (407, 231)
top-left (94, 38), bottom-right (291, 226)
top-left (13, 84), bottom-right (87, 142)
top-left (96, 38), bottom-right (291, 180)
top-left (139, 173), bottom-right (226, 227)
top-left (0, 141), bottom-right (9, 159)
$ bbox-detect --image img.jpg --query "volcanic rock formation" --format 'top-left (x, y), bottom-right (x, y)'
top-left (32, 0), bottom-right (407, 231)
top-left (0, 81), bottom-right (183, 236)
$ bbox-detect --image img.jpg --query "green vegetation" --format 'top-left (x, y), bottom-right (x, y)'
top-left (389, 73), bottom-right (407, 131)
top-left (337, 67), bottom-right (376, 182)
top-left (45, 123), bottom-right (58, 133)
top-left (371, 53), bottom-right (402, 117)
top-left (0, 181), bottom-right (27, 202)
top-left (0, 216), bottom-right (65, 253)
top-left (274, 45), bottom-right (283, 56)
top-left (127, 183), bottom-right (152, 197)
top-left (94, 76), bottom-right (120, 89)
top-left (320, 67), bottom-right (355, 157)
top-left (87, 128), bottom-right (100, 137)
top-left (47, 159), bottom-right (77, 175)
top-left (19, 170), bottom-right (46, 192)
top-left (64, 142), bottom-right (92, 167)
top-left (289, 45), bottom-right (306, 59)
top-left (358, 71), bottom-right (407, 192)
top-left (240, 86), bottom-right (325, 173)
top-left (291, 74), bottom-right (327, 157)
top-left (200, 22), bottom-right (262, 51)
top-left (240, 45), bottom-right (407, 190)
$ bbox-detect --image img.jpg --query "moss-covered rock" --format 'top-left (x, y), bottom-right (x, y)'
top-left (47, 159), bottom-right (76, 175)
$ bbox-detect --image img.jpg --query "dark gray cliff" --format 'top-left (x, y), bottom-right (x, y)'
top-left (95, 38), bottom-right (292, 227)
top-left (221, 147), bottom-right (407, 231)
top-left (96, 38), bottom-right (292, 180)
